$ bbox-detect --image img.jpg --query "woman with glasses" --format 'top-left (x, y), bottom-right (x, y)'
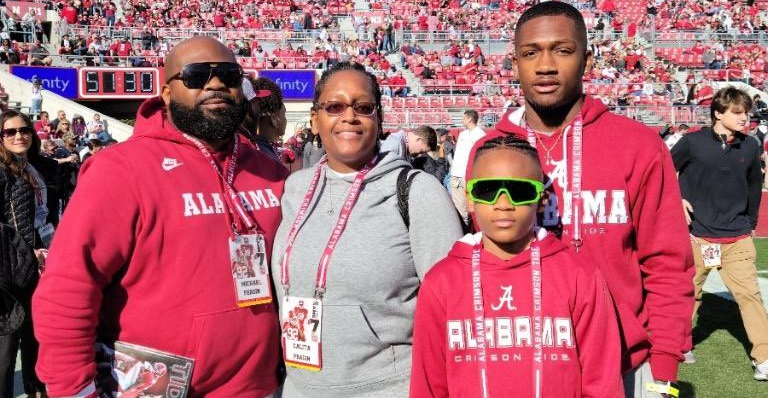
top-left (0, 110), bottom-right (54, 398)
top-left (52, 118), bottom-right (72, 140)
top-left (270, 61), bottom-right (463, 397)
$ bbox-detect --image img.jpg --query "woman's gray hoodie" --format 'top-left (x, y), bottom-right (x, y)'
top-left (271, 152), bottom-right (463, 397)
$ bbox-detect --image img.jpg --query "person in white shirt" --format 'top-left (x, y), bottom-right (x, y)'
top-left (86, 113), bottom-right (106, 139)
top-left (448, 109), bottom-right (486, 223)
top-left (665, 123), bottom-right (689, 150)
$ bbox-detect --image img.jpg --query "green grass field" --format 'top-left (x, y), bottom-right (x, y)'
top-left (677, 238), bottom-right (768, 397)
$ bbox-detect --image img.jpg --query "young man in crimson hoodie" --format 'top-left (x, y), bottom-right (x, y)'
top-left (468, 3), bottom-right (694, 397)
top-left (32, 37), bottom-right (288, 398)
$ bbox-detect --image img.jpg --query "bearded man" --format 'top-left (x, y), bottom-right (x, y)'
top-left (32, 37), bottom-right (288, 398)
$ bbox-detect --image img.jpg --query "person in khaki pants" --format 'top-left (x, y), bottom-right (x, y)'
top-left (672, 86), bottom-right (768, 381)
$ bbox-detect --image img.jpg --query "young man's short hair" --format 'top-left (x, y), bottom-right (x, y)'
top-left (412, 125), bottom-right (437, 151)
top-left (464, 109), bottom-right (479, 125)
top-left (515, 1), bottom-right (588, 50)
top-left (711, 86), bottom-right (752, 122)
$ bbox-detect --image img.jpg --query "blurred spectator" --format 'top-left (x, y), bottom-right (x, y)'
top-left (49, 110), bottom-right (67, 132)
top-left (34, 111), bottom-right (52, 137)
top-left (86, 113), bottom-right (109, 142)
top-left (389, 70), bottom-right (409, 97)
top-left (691, 80), bottom-right (715, 106)
top-left (753, 94), bottom-right (768, 121)
top-left (410, 125), bottom-right (448, 183)
top-left (28, 42), bottom-right (52, 66)
top-left (70, 114), bottom-right (86, 139)
top-left (80, 138), bottom-right (104, 163)
top-left (665, 124), bottom-right (689, 150)
top-left (21, 9), bottom-right (36, 43)
top-left (52, 119), bottom-right (72, 140)
top-left (29, 78), bottom-right (42, 117)
top-left (302, 131), bottom-right (324, 169)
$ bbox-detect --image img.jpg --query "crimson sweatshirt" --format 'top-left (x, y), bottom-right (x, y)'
top-left (411, 232), bottom-right (624, 398)
top-left (467, 96), bottom-right (694, 381)
top-left (32, 97), bottom-right (288, 397)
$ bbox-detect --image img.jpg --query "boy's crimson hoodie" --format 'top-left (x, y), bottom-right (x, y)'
top-left (467, 96), bottom-right (694, 381)
top-left (32, 97), bottom-right (288, 397)
top-left (411, 232), bottom-right (624, 398)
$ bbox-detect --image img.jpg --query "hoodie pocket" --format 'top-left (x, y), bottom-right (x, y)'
top-left (309, 304), bottom-right (397, 387)
top-left (615, 302), bottom-right (650, 358)
top-left (185, 305), bottom-right (281, 391)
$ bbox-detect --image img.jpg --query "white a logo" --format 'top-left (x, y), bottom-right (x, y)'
top-left (491, 286), bottom-right (517, 311)
top-left (162, 157), bottom-right (184, 171)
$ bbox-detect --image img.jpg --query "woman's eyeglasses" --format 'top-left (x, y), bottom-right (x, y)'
top-left (2, 127), bottom-right (35, 138)
top-left (467, 178), bottom-right (545, 206)
top-left (316, 101), bottom-right (377, 117)
top-left (166, 62), bottom-right (244, 89)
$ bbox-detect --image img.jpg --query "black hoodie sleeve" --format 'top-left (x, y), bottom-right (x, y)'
top-left (747, 141), bottom-right (762, 229)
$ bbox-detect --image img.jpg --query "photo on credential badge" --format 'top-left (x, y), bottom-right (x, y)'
top-left (94, 341), bottom-right (195, 398)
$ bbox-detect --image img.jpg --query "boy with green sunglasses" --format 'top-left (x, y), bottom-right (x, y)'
top-left (411, 135), bottom-right (623, 398)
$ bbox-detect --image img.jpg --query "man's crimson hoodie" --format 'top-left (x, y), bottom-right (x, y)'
top-left (467, 96), bottom-right (694, 381)
top-left (32, 97), bottom-right (288, 397)
top-left (411, 231), bottom-right (624, 398)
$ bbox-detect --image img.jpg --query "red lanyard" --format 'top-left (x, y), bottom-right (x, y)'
top-left (525, 115), bottom-right (584, 251)
top-left (530, 242), bottom-right (543, 398)
top-left (280, 157), bottom-right (377, 298)
top-left (471, 237), bottom-right (542, 398)
top-left (183, 133), bottom-right (258, 234)
top-left (470, 245), bottom-right (490, 398)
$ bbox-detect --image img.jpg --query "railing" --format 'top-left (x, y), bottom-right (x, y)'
top-left (61, 25), bottom-right (346, 45)
top-left (47, 24), bottom-right (768, 55)
top-left (381, 105), bottom-right (712, 129)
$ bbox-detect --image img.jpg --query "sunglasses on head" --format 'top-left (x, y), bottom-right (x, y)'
top-left (166, 62), bottom-right (244, 89)
top-left (316, 101), bottom-right (377, 117)
top-left (1, 127), bottom-right (35, 138)
top-left (467, 178), bottom-right (545, 206)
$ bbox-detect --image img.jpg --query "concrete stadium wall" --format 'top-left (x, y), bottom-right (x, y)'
top-left (0, 68), bottom-right (134, 142)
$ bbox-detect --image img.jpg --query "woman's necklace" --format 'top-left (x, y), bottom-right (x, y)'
top-left (327, 182), bottom-right (336, 215)
top-left (533, 128), bottom-right (563, 165)
top-left (326, 180), bottom-right (347, 215)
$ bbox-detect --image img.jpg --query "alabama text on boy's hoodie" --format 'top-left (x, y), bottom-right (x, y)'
top-left (467, 96), bottom-right (694, 381)
top-left (411, 232), bottom-right (624, 397)
top-left (32, 97), bottom-right (288, 397)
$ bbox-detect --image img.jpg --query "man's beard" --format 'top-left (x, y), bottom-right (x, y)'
top-left (169, 95), bottom-right (247, 142)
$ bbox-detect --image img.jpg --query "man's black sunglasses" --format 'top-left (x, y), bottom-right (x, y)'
top-left (166, 62), bottom-right (244, 89)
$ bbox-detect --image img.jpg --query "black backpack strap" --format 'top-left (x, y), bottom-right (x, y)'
top-left (397, 168), bottom-right (418, 229)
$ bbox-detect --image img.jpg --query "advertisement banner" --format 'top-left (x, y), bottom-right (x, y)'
top-left (351, 11), bottom-right (385, 25)
top-left (256, 70), bottom-right (317, 101)
top-left (4, 1), bottom-right (47, 21)
top-left (10, 66), bottom-right (78, 99)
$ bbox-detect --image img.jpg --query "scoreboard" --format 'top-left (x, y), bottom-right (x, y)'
top-left (12, 65), bottom-right (316, 101)
top-left (78, 67), bottom-right (164, 99)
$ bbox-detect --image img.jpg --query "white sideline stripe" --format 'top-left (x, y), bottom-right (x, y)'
top-left (703, 271), bottom-right (768, 311)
